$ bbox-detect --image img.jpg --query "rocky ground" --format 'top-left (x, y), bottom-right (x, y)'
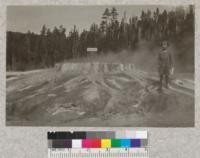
top-left (6, 62), bottom-right (194, 127)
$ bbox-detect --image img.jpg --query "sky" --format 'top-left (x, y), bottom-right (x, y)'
top-left (7, 5), bottom-right (184, 34)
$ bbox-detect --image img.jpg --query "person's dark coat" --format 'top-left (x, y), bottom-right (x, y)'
top-left (158, 49), bottom-right (172, 75)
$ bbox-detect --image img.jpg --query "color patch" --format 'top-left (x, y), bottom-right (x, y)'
top-left (48, 132), bottom-right (86, 139)
top-left (72, 139), bottom-right (82, 148)
top-left (101, 139), bottom-right (111, 148)
top-left (131, 139), bottom-right (141, 147)
top-left (111, 139), bottom-right (121, 148)
top-left (52, 140), bottom-right (72, 148)
top-left (91, 139), bottom-right (101, 148)
top-left (52, 140), bottom-right (63, 148)
top-left (141, 139), bottom-right (148, 147)
top-left (121, 139), bottom-right (131, 148)
top-left (136, 131), bottom-right (147, 139)
top-left (48, 140), bottom-right (52, 148)
top-left (82, 139), bottom-right (92, 148)
top-left (64, 140), bottom-right (72, 148)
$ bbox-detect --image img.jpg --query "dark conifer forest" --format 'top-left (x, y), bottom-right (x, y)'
top-left (7, 6), bottom-right (194, 71)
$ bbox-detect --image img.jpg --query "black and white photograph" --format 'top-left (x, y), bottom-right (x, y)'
top-left (6, 5), bottom-right (194, 127)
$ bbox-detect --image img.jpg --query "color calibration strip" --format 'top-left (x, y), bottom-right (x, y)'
top-left (48, 131), bottom-right (148, 158)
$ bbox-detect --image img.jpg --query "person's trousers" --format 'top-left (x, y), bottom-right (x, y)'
top-left (159, 73), bottom-right (169, 89)
top-left (159, 66), bottom-right (170, 89)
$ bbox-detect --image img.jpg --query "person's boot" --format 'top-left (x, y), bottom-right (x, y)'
top-left (158, 76), bottom-right (163, 92)
top-left (165, 75), bottom-right (169, 89)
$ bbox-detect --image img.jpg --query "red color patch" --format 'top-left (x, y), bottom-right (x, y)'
top-left (91, 139), bottom-right (101, 148)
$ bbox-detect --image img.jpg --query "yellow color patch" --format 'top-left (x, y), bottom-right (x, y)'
top-left (101, 139), bottom-right (111, 148)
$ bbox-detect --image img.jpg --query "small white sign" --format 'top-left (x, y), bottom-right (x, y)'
top-left (87, 47), bottom-right (98, 52)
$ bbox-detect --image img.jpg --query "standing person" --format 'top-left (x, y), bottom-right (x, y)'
top-left (158, 41), bottom-right (173, 91)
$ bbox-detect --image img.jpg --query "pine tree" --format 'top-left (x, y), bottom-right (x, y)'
top-left (100, 8), bottom-right (110, 34)
top-left (110, 7), bottom-right (118, 23)
top-left (41, 25), bottom-right (47, 36)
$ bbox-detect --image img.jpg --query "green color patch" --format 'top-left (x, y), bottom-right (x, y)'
top-left (111, 139), bottom-right (121, 148)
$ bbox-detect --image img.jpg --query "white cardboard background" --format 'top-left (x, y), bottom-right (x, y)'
top-left (0, 0), bottom-right (199, 157)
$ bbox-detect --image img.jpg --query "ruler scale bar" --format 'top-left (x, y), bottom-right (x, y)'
top-left (48, 148), bottom-right (149, 158)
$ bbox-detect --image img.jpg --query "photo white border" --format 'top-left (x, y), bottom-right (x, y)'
top-left (0, 0), bottom-right (199, 157)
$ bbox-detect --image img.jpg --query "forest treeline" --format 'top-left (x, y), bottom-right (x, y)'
top-left (7, 6), bottom-right (194, 70)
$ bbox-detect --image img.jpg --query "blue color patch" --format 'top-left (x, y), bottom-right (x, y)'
top-left (120, 139), bottom-right (131, 148)
top-left (131, 139), bottom-right (141, 147)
